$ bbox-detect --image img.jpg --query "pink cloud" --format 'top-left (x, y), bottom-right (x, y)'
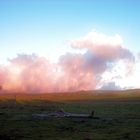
top-left (70, 31), bottom-right (134, 61)
top-left (0, 31), bottom-right (136, 93)
top-left (0, 54), bottom-right (96, 93)
top-left (59, 53), bottom-right (96, 91)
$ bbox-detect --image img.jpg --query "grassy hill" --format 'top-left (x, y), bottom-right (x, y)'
top-left (0, 89), bottom-right (140, 102)
top-left (0, 90), bottom-right (140, 139)
top-left (0, 97), bottom-right (140, 140)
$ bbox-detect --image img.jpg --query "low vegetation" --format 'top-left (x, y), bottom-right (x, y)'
top-left (0, 96), bottom-right (140, 140)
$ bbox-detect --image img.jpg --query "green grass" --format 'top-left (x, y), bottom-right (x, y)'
top-left (0, 99), bottom-right (140, 140)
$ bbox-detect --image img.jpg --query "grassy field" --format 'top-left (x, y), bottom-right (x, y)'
top-left (0, 97), bottom-right (140, 140)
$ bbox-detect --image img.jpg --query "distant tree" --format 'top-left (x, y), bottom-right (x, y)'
top-left (0, 85), bottom-right (2, 90)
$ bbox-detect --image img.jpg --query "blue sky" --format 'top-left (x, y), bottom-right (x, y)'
top-left (0, 0), bottom-right (140, 92)
top-left (0, 0), bottom-right (140, 63)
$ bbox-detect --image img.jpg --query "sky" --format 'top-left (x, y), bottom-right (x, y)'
top-left (0, 0), bottom-right (140, 93)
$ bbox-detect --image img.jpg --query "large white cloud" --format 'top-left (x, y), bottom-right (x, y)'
top-left (70, 31), bottom-right (134, 61)
top-left (0, 31), bottom-right (138, 93)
